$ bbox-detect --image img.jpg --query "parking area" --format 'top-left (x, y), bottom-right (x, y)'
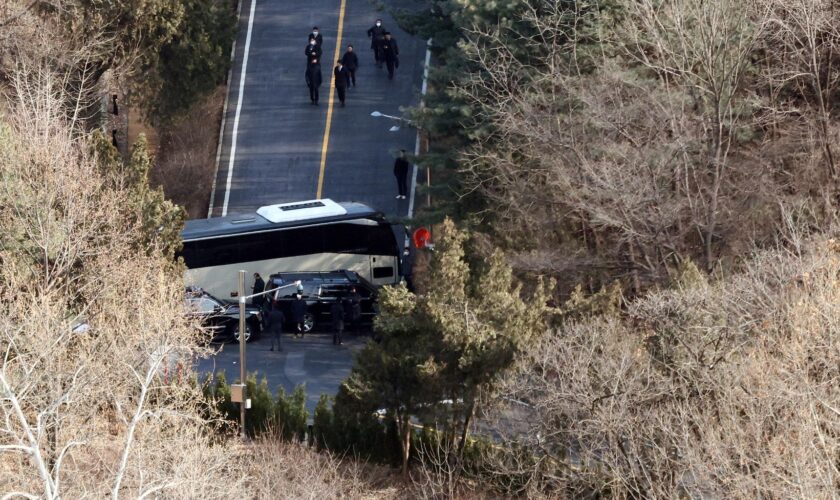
top-left (195, 331), bottom-right (368, 414)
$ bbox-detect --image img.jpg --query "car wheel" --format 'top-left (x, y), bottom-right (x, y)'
top-left (232, 323), bottom-right (253, 343)
top-left (302, 312), bottom-right (315, 333)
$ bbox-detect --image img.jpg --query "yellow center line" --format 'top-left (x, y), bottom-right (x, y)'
top-left (316, 0), bottom-right (348, 199)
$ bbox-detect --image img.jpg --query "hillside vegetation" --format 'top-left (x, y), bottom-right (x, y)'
top-left (2, 0), bottom-right (840, 498)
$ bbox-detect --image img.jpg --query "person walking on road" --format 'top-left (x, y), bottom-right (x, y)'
top-left (266, 301), bottom-right (285, 351)
top-left (305, 58), bottom-right (322, 105)
top-left (341, 45), bottom-right (358, 87)
top-left (291, 293), bottom-right (308, 338)
top-left (308, 26), bottom-right (323, 47)
top-left (367, 19), bottom-right (386, 67)
top-left (394, 149), bottom-right (410, 199)
top-left (381, 32), bottom-right (399, 80)
top-left (305, 38), bottom-right (322, 61)
top-left (330, 299), bottom-right (344, 345)
top-left (334, 60), bottom-right (350, 107)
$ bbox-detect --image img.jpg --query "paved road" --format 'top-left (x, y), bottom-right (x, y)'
top-left (200, 1), bottom-right (426, 412)
top-left (196, 332), bottom-right (368, 415)
top-left (209, 0), bottom-right (428, 218)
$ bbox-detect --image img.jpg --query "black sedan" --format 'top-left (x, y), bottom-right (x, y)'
top-left (268, 270), bottom-right (378, 332)
top-left (185, 288), bottom-right (263, 343)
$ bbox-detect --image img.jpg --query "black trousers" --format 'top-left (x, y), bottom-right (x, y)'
top-left (333, 323), bottom-right (343, 344)
top-left (336, 86), bottom-right (346, 104)
top-left (347, 68), bottom-right (356, 86)
top-left (395, 170), bottom-right (408, 196)
top-left (270, 329), bottom-right (282, 349)
top-left (308, 85), bottom-right (319, 103)
top-left (386, 59), bottom-right (395, 79)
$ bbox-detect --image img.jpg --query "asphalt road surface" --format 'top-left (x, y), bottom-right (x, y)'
top-left (200, 0), bottom-right (427, 413)
top-left (209, 0), bottom-right (428, 219)
top-left (196, 332), bottom-right (367, 415)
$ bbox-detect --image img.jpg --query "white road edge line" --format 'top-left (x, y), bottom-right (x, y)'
top-left (407, 39), bottom-right (432, 219)
top-left (208, 0), bottom-right (244, 218)
top-left (221, 0), bottom-right (257, 217)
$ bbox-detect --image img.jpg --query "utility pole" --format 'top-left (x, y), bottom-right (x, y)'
top-left (229, 273), bottom-right (301, 440)
top-left (238, 270), bottom-right (247, 439)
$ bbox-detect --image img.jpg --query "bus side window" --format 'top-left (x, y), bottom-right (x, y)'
top-left (373, 266), bottom-right (394, 279)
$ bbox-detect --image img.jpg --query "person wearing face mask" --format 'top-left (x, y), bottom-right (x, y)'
top-left (305, 37), bottom-right (322, 61)
top-left (366, 19), bottom-right (386, 67)
top-left (308, 26), bottom-right (323, 47)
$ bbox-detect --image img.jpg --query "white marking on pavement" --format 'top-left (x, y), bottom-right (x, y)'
top-left (221, 0), bottom-right (257, 217)
top-left (208, 0), bottom-right (244, 218)
top-left (408, 39), bottom-right (432, 219)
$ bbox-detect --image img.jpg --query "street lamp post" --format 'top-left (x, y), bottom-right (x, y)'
top-left (231, 272), bottom-right (301, 440)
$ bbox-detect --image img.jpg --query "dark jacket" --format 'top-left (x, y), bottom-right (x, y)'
top-left (252, 277), bottom-right (265, 295)
top-left (305, 43), bottom-right (322, 61)
top-left (252, 277), bottom-right (266, 305)
top-left (291, 298), bottom-right (307, 323)
top-left (330, 302), bottom-right (344, 330)
top-left (305, 63), bottom-right (322, 88)
top-left (381, 38), bottom-right (399, 62)
top-left (345, 292), bottom-right (361, 321)
top-left (394, 156), bottom-right (410, 176)
top-left (266, 308), bottom-right (285, 333)
top-left (367, 25), bottom-right (386, 49)
top-left (308, 32), bottom-right (323, 46)
top-left (341, 50), bottom-right (359, 70)
top-left (334, 66), bottom-right (350, 88)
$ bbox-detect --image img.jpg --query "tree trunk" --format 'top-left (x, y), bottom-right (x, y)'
top-left (398, 414), bottom-right (412, 477)
top-left (457, 400), bottom-right (476, 460)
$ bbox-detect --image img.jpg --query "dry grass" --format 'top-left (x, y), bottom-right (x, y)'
top-left (152, 86), bottom-right (226, 219)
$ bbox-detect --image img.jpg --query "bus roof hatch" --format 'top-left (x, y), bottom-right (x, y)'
top-left (256, 199), bottom-right (347, 224)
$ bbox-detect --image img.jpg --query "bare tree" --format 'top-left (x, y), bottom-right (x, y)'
top-left (490, 237), bottom-right (840, 497)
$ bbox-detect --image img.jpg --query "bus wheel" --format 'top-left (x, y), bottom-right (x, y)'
top-left (232, 323), bottom-right (253, 343)
top-left (302, 313), bottom-right (315, 333)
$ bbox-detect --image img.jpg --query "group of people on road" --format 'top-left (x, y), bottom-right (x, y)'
top-left (304, 19), bottom-right (400, 107)
top-left (252, 273), bottom-right (362, 351)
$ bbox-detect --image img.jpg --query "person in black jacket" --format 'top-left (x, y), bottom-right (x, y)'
top-left (345, 287), bottom-right (362, 334)
top-left (334, 60), bottom-right (350, 107)
top-left (308, 26), bottom-right (323, 47)
top-left (291, 293), bottom-right (308, 338)
top-left (381, 32), bottom-right (399, 80)
top-left (393, 149), bottom-right (410, 199)
top-left (251, 272), bottom-right (266, 308)
top-left (330, 299), bottom-right (344, 345)
top-left (305, 58), bottom-right (322, 105)
top-left (366, 19), bottom-right (386, 67)
top-left (340, 45), bottom-right (358, 87)
top-left (266, 301), bottom-right (285, 351)
top-left (305, 38), bottom-right (322, 61)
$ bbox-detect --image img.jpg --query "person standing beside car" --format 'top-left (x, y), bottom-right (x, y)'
top-left (330, 299), bottom-right (344, 345)
top-left (347, 286), bottom-right (362, 334)
top-left (266, 301), bottom-right (285, 351)
top-left (252, 273), bottom-right (266, 309)
top-left (291, 293), bottom-right (308, 338)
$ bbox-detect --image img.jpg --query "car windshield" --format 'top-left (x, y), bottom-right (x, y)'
top-left (185, 290), bottom-right (224, 313)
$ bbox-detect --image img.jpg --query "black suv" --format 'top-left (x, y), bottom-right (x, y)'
top-left (268, 270), bottom-right (378, 332)
top-left (185, 287), bottom-right (263, 343)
